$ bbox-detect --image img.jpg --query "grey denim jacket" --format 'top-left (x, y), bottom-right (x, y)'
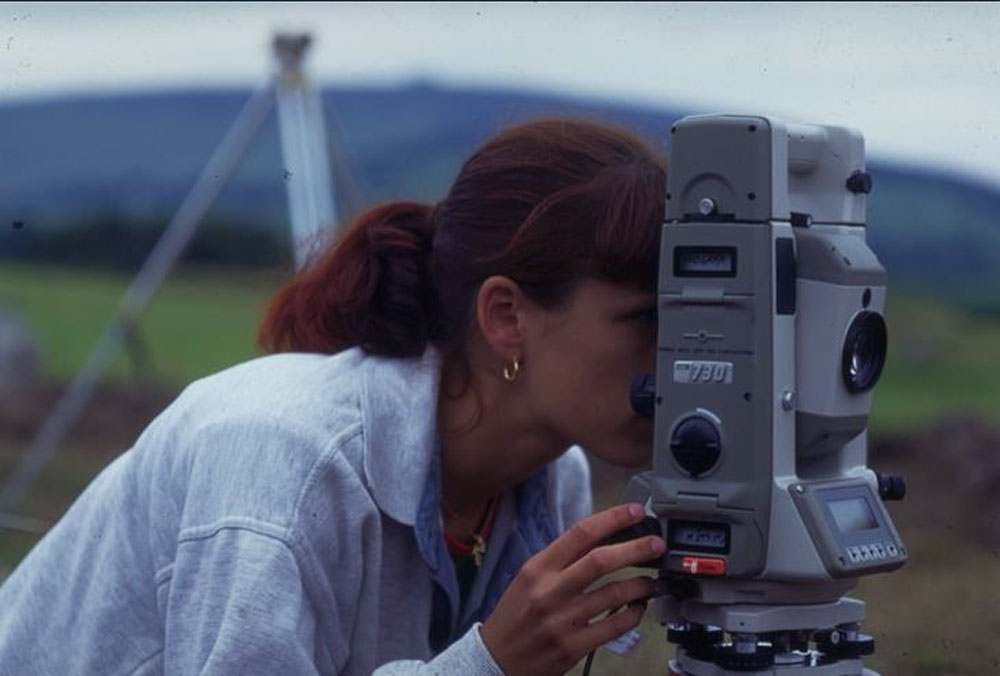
top-left (0, 347), bottom-right (592, 674)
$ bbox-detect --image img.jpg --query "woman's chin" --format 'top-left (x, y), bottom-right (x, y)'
top-left (597, 443), bottom-right (653, 470)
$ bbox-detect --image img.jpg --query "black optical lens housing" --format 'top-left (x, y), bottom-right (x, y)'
top-left (842, 311), bottom-right (888, 394)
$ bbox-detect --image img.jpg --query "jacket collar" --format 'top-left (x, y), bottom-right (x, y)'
top-left (360, 347), bottom-right (442, 526)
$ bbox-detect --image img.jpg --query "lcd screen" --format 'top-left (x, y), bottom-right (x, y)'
top-left (828, 497), bottom-right (878, 533)
top-left (671, 524), bottom-right (728, 550)
top-left (674, 246), bottom-right (737, 277)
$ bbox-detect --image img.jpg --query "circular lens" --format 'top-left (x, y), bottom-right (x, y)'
top-left (841, 311), bottom-right (888, 393)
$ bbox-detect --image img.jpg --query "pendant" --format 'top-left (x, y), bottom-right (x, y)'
top-left (472, 534), bottom-right (486, 569)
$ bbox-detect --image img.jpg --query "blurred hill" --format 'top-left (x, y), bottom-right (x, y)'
top-left (2, 82), bottom-right (1000, 312)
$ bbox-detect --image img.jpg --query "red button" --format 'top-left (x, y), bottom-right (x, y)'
top-left (680, 556), bottom-right (726, 576)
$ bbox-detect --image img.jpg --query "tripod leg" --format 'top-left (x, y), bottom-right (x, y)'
top-left (273, 34), bottom-right (337, 269)
top-left (0, 83), bottom-right (276, 517)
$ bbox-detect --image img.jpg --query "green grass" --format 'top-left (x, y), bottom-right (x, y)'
top-left (0, 261), bottom-right (285, 387)
top-left (873, 291), bottom-right (1000, 431)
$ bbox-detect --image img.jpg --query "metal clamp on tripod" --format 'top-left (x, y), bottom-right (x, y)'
top-left (621, 114), bottom-right (907, 675)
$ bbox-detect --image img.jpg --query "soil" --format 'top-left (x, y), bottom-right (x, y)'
top-left (1, 380), bottom-right (174, 451)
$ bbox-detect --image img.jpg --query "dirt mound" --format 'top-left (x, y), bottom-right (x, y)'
top-left (2, 380), bottom-right (177, 452)
top-left (873, 415), bottom-right (1000, 551)
top-left (874, 415), bottom-right (1000, 494)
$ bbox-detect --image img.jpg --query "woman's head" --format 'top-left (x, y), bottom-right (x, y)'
top-left (259, 117), bottom-right (665, 465)
top-left (260, 117), bottom-right (665, 359)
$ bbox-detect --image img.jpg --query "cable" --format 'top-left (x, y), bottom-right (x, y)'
top-left (581, 605), bottom-right (626, 676)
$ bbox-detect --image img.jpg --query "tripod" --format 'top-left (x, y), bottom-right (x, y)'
top-left (0, 33), bottom-right (339, 525)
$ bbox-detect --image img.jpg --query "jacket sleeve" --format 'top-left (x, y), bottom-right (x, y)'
top-left (162, 520), bottom-right (504, 675)
top-left (371, 623), bottom-right (504, 675)
top-left (161, 522), bottom-right (337, 674)
top-left (161, 515), bottom-right (507, 676)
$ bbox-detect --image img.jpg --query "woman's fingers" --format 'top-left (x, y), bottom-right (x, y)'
top-left (554, 535), bottom-right (665, 597)
top-left (565, 575), bottom-right (656, 628)
top-left (481, 504), bottom-right (664, 674)
top-left (535, 503), bottom-right (647, 570)
top-left (569, 601), bottom-right (648, 655)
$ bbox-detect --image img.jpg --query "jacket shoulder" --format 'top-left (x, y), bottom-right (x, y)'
top-left (130, 349), bottom-right (372, 533)
top-left (178, 349), bottom-right (366, 433)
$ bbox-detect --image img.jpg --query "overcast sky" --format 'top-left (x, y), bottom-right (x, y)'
top-left (3, 2), bottom-right (999, 187)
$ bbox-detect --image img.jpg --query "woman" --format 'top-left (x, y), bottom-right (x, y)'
top-left (0, 118), bottom-right (668, 674)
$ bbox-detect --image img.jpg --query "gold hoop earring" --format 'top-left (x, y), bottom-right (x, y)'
top-left (503, 357), bottom-right (521, 383)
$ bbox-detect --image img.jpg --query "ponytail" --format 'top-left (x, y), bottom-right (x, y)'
top-left (260, 117), bottom-right (665, 364)
top-left (258, 202), bottom-right (439, 357)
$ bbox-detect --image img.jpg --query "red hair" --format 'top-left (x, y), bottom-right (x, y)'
top-left (259, 117), bottom-right (666, 359)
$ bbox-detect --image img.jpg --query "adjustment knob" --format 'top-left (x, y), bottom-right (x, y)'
top-left (815, 630), bottom-right (875, 659)
top-left (846, 170), bottom-right (873, 194)
top-left (877, 473), bottom-right (906, 501)
top-left (667, 623), bottom-right (723, 662)
top-left (670, 416), bottom-right (722, 477)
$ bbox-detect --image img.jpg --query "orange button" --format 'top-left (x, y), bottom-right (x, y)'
top-left (680, 556), bottom-right (726, 576)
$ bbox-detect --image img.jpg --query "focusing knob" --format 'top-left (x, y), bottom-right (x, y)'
top-left (670, 416), bottom-right (722, 477)
top-left (629, 373), bottom-right (657, 419)
top-left (603, 516), bottom-right (663, 569)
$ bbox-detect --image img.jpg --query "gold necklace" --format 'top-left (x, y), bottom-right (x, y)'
top-left (441, 495), bottom-right (496, 569)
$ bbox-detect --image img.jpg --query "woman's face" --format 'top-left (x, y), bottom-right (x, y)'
top-left (522, 277), bottom-right (658, 468)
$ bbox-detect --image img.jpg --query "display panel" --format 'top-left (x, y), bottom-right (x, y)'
top-left (668, 520), bottom-right (730, 553)
top-left (828, 497), bottom-right (878, 533)
top-left (674, 246), bottom-right (738, 278)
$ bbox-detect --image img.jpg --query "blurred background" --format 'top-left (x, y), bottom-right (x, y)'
top-left (1, 2), bottom-right (998, 673)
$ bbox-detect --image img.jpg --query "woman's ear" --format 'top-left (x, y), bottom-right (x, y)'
top-left (475, 275), bottom-right (531, 361)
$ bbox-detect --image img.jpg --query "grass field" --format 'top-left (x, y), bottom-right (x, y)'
top-left (2, 260), bottom-right (998, 433)
top-left (0, 261), bottom-right (284, 387)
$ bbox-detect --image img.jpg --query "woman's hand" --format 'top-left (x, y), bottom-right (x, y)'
top-left (480, 503), bottom-right (664, 675)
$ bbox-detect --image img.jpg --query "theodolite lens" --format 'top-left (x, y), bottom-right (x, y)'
top-left (841, 311), bottom-right (887, 393)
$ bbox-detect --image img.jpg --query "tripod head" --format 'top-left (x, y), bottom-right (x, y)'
top-left (622, 114), bottom-right (907, 674)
